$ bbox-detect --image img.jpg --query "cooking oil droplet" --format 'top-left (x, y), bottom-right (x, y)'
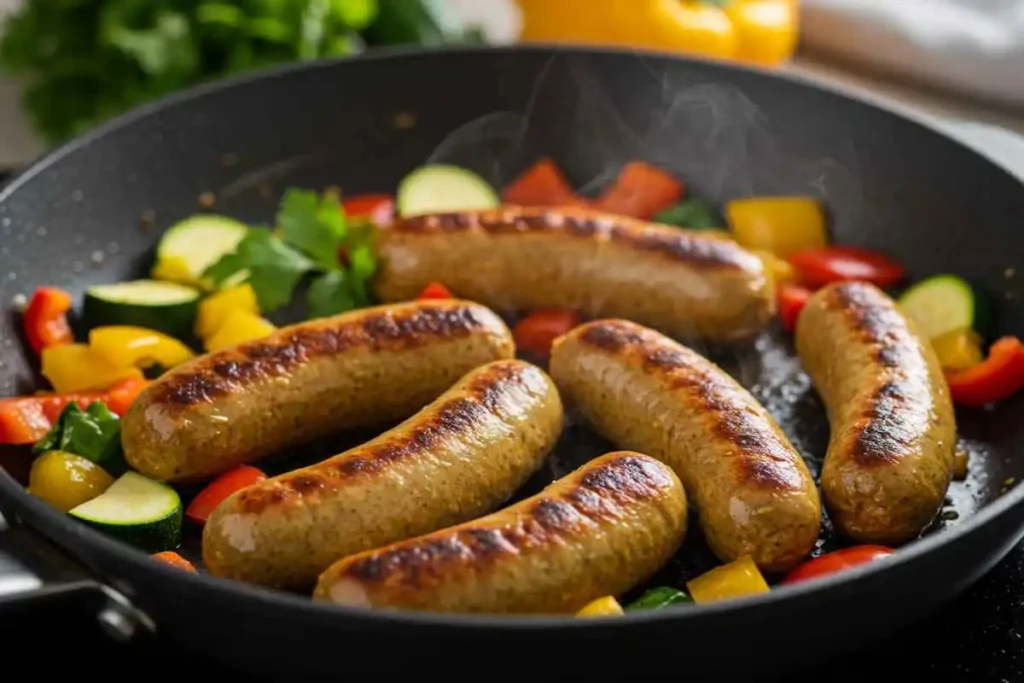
top-left (106, 242), bottom-right (120, 255)
top-left (6, 272), bottom-right (16, 281)
top-left (0, 247), bottom-right (8, 256)
top-left (1, 217), bottom-right (10, 227)
top-left (10, 293), bottom-right (26, 311)
top-left (73, 234), bottom-right (86, 245)
top-left (72, 190), bottom-right (84, 202)
top-left (72, 262), bottom-right (85, 273)
top-left (91, 250), bottom-right (105, 265)
top-left (15, 233), bottom-right (26, 243)
top-left (36, 226), bottom-right (47, 236)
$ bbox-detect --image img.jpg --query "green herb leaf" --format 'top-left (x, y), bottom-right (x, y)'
top-left (278, 188), bottom-right (345, 270)
top-left (33, 402), bottom-right (127, 474)
top-left (653, 198), bottom-right (725, 231)
top-left (625, 587), bottom-right (693, 611)
top-left (307, 270), bottom-right (356, 319)
top-left (203, 227), bottom-right (315, 312)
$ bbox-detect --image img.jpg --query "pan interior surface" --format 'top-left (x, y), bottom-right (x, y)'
top-left (0, 46), bottom-right (1022, 619)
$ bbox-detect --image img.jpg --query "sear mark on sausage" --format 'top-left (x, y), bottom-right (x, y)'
top-left (578, 321), bottom-right (806, 491)
top-left (825, 282), bottom-right (934, 467)
top-left (393, 207), bottom-right (758, 271)
top-left (234, 362), bottom-right (541, 515)
top-left (154, 304), bottom-right (493, 406)
top-left (340, 454), bottom-right (674, 589)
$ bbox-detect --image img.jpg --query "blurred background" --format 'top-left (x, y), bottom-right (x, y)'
top-left (0, 0), bottom-right (1022, 171)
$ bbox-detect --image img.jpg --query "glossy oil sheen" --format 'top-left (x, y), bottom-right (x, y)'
top-left (0, 47), bottom-right (1022, 679)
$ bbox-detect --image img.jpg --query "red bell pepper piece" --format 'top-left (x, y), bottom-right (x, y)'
top-left (343, 194), bottom-right (395, 227)
top-left (512, 309), bottom-right (581, 358)
top-left (152, 551), bottom-right (197, 572)
top-left (23, 287), bottom-right (74, 354)
top-left (186, 465), bottom-right (268, 525)
top-left (778, 283), bottom-right (812, 333)
top-left (0, 377), bottom-right (149, 445)
top-left (945, 336), bottom-right (1024, 407)
top-left (592, 162), bottom-right (684, 220)
top-left (502, 158), bottom-right (588, 207)
top-left (782, 546), bottom-right (894, 584)
top-left (416, 282), bottom-right (454, 300)
top-left (786, 246), bottom-right (907, 290)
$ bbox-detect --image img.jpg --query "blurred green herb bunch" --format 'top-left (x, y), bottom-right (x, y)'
top-left (0, 0), bottom-right (476, 143)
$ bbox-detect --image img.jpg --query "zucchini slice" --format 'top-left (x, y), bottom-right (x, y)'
top-left (154, 215), bottom-right (249, 290)
top-left (897, 274), bottom-right (979, 341)
top-left (69, 472), bottom-right (183, 553)
top-left (84, 279), bottom-right (200, 339)
top-left (396, 164), bottom-right (499, 217)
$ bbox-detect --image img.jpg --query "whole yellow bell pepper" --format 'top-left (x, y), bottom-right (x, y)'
top-left (575, 596), bottom-right (625, 617)
top-left (204, 309), bottom-right (277, 352)
top-left (516, 0), bottom-right (799, 67)
top-left (41, 344), bottom-right (144, 394)
top-left (89, 326), bottom-right (195, 370)
top-left (686, 556), bottom-right (770, 604)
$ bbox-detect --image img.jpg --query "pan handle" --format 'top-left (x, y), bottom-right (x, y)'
top-left (0, 509), bottom-right (155, 642)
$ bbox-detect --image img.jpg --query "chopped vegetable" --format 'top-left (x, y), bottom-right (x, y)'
top-left (931, 328), bottom-right (984, 371)
top-left (32, 402), bottom-right (126, 473)
top-left (593, 162), bottom-right (684, 220)
top-left (69, 472), bottom-right (183, 553)
top-left (725, 197), bottom-right (827, 257)
top-left (945, 336), bottom-right (1024, 407)
top-left (203, 309), bottom-right (277, 352)
top-left (0, 377), bottom-right (146, 445)
top-left (787, 246), bottom-right (907, 289)
top-left (89, 326), bottom-right (195, 370)
top-left (41, 343), bottom-right (144, 394)
top-left (686, 556), bottom-right (770, 604)
top-left (84, 279), bottom-right (201, 339)
top-left (575, 596), bottom-right (624, 617)
top-left (28, 451), bottom-right (114, 513)
top-left (342, 194), bottom-right (395, 227)
top-left (186, 465), bottom-right (267, 525)
top-left (195, 283), bottom-right (260, 339)
top-left (512, 309), bottom-right (581, 358)
top-left (152, 551), bottom-right (196, 572)
top-left (23, 287), bottom-right (74, 354)
top-left (755, 250), bottom-right (796, 285)
top-left (897, 274), bottom-right (982, 342)
top-left (397, 164), bottom-right (500, 217)
top-left (652, 197), bottom-right (724, 231)
top-left (502, 158), bottom-right (586, 208)
top-left (416, 282), bottom-right (454, 300)
top-left (778, 283), bottom-right (812, 333)
top-left (782, 546), bottom-right (894, 584)
top-left (153, 215), bottom-right (249, 290)
top-left (204, 188), bottom-right (377, 316)
top-left (625, 586), bottom-right (693, 610)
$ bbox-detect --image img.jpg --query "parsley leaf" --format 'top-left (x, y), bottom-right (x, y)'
top-left (307, 270), bottom-right (356, 319)
top-left (204, 227), bottom-right (314, 313)
top-left (278, 189), bottom-right (345, 270)
top-left (653, 198), bottom-right (725, 231)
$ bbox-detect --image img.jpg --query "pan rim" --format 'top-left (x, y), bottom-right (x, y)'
top-left (1, 43), bottom-right (1022, 631)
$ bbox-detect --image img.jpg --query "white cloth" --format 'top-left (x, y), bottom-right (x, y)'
top-left (800, 0), bottom-right (1024, 109)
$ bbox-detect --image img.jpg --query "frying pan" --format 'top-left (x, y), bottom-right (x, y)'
top-left (0, 45), bottom-right (1022, 679)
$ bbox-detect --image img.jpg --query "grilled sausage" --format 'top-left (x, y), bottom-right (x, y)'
top-left (203, 360), bottom-right (564, 590)
top-left (549, 320), bottom-right (821, 572)
top-left (313, 451), bottom-right (687, 614)
top-left (795, 281), bottom-right (956, 544)
top-left (372, 206), bottom-right (774, 342)
top-left (122, 300), bottom-right (515, 483)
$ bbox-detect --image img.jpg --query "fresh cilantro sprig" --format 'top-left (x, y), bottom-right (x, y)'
top-left (203, 188), bottom-right (377, 318)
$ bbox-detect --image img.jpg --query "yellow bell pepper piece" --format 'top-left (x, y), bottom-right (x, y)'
top-left (754, 249), bottom-right (796, 284)
top-left (41, 344), bottom-right (144, 394)
top-left (576, 596), bottom-right (625, 617)
top-left (727, 0), bottom-right (799, 67)
top-left (204, 309), bottom-right (277, 352)
top-left (686, 556), bottom-right (770, 604)
top-left (151, 255), bottom-right (194, 285)
top-left (89, 326), bottom-right (195, 370)
top-left (28, 451), bottom-right (114, 512)
top-left (196, 283), bottom-right (260, 339)
top-left (931, 328), bottom-right (984, 371)
top-left (516, 0), bottom-right (798, 66)
top-left (725, 197), bottom-right (828, 257)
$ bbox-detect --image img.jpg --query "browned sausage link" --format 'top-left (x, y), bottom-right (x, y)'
top-left (795, 281), bottom-right (956, 544)
top-left (372, 206), bottom-right (774, 342)
top-left (122, 300), bottom-right (515, 483)
top-left (549, 319), bottom-right (821, 572)
top-left (203, 359), bottom-right (564, 590)
top-left (313, 452), bottom-right (687, 614)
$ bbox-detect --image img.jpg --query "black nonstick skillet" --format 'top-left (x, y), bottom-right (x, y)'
top-left (0, 45), bottom-right (1022, 679)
